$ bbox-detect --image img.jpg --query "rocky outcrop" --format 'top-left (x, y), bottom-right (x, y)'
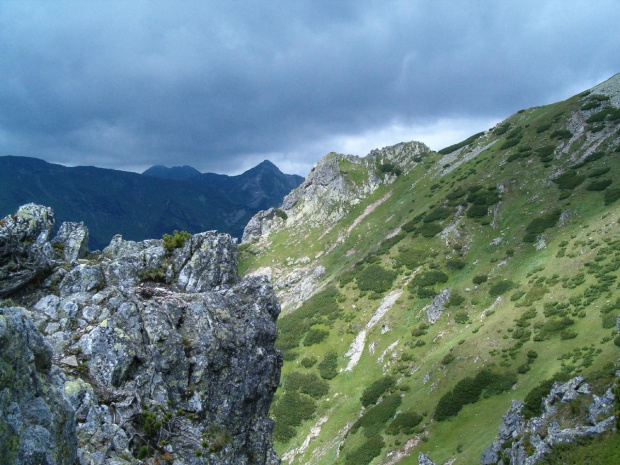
top-left (426, 289), bottom-right (450, 324)
top-left (51, 221), bottom-right (89, 262)
top-left (0, 306), bottom-right (76, 465)
top-left (0, 203), bottom-right (56, 297)
top-left (243, 141), bottom-right (430, 244)
top-left (0, 204), bottom-right (282, 464)
top-left (481, 376), bottom-right (616, 464)
top-left (418, 452), bottom-right (437, 465)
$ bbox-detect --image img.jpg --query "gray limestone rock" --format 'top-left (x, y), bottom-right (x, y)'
top-left (418, 452), bottom-right (436, 465)
top-left (427, 289), bottom-right (450, 324)
top-left (1, 204), bottom-right (282, 464)
top-left (0, 307), bottom-right (76, 465)
top-left (481, 377), bottom-right (616, 465)
top-left (242, 208), bottom-right (277, 243)
top-left (52, 222), bottom-right (89, 262)
top-left (0, 204), bottom-right (56, 297)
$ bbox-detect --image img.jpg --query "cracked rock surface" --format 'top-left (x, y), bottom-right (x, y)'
top-left (0, 204), bottom-right (282, 465)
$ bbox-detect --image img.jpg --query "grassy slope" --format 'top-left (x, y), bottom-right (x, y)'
top-left (241, 88), bottom-right (620, 464)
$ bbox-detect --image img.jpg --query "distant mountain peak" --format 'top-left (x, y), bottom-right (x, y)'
top-left (142, 164), bottom-right (201, 181)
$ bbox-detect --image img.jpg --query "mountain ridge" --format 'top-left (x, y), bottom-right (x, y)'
top-left (239, 74), bottom-right (620, 464)
top-left (0, 156), bottom-right (303, 250)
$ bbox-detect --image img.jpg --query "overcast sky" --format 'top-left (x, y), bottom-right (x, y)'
top-left (1, 1), bottom-right (619, 176)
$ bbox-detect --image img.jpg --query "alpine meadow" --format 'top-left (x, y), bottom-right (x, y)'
top-left (239, 74), bottom-right (620, 464)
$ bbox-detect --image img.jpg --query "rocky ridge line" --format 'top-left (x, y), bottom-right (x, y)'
top-left (0, 203), bottom-right (282, 465)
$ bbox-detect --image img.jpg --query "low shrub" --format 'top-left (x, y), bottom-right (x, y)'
top-left (454, 311), bottom-right (469, 324)
top-left (489, 280), bottom-right (516, 297)
top-left (356, 264), bottom-right (398, 294)
top-left (275, 208), bottom-right (288, 220)
top-left (525, 209), bottom-right (562, 234)
top-left (523, 374), bottom-right (569, 419)
top-left (424, 207), bottom-right (452, 223)
top-left (551, 129), bottom-right (573, 140)
top-left (396, 247), bottom-right (428, 270)
top-left (378, 162), bottom-right (402, 176)
top-left (304, 328), bottom-right (329, 346)
top-left (386, 411), bottom-right (423, 435)
top-left (360, 376), bottom-right (396, 407)
top-left (447, 292), bottom-right (465, 307)
top-left (536, 123), bottom-right (551, 133)
top-left (318, 351), bottom-right (338, 380)
top-left (162, 230), bottom-right (191, 252)
top-left (418, 222), bottom-right (443, 237)
top-left (434, 369), bottom-right (515, 421)
top-left (553, 171), bottom-right (585, 190)
top-left (285, 372), bottom-right (329, 399)
top-left (604, 189), bottom-right (620, 205)
top-left (500, 138), bottom-right (521, 150)
top-left (351, 394), bottom-right (402, 435)
top-left (276, 287), bottom-right (343, 351)
top-left (586, 179), bottom-right (612, 191)
top-left (300, 356), bottom-right (317, 368)
top-left (473, 274), bottom-right (488, 284)
top-left (410, 271), bottom-right (449, 288)
top-left (446, 259), bottom-right (466, 270)
top-left (494, 124), bottom-right (510, 135)
top-left (344, 435), bottom-right (385, 465)
top-left (438, 132), bottom-right (485, 155)
top-left (272, 391), bottom-right (316, 438)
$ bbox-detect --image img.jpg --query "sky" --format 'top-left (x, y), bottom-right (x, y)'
top-left (1, 1), bottom-right (620, 177)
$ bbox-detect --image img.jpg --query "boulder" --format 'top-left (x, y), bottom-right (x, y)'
top-left (0, 204), bottom-right (56, 296)
top-left (52, 222), bottom-right (89, 262)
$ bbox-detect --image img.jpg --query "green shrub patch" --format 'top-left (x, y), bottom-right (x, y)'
top-left (604, 189), bottom-right (620, 205)
top-left (396, 246), bottom-right (428, 270)
top-left (285, 372), bottom-right (329, 399)
top-left (318, 351), bottom-right (338, 380)
top-left (434, 370), bottom-right (516, 421)
top-left (344, 436), bottom-right (385, 465)
top-left (360, 376), bottom-right (396, 407)
top-left (553, 171), bottom-right (585, 190)
top-left (356, 264), bottom-right (398, 294)
top-left (386, 411), bottom-right (423, 435)
top-left (276, 287), bottom-right (343, 352)
top-left (438, 132), bottom-right (485, 155)
top-left (304, 328), bottom-right (329, 346)
top-left (351, 394), bottom-right (402, 436)
top-left (489, 280), bottom-right (516, 297)
top-left (550, 129), bottom-right (573, 140)
top-left (586, 179), bottom-right (612, 191)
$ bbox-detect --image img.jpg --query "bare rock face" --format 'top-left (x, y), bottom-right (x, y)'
top-left (242, 141), bottom-right (431, 244)
top-left (0, 204), bottom-right (282, 465)
top-left (0, 307), bottom-right (76, 465)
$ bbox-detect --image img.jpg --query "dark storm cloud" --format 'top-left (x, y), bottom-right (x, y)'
top-left (1, 1), bottom-right (619, 175)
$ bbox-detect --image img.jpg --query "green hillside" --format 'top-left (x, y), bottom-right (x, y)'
top-left (240, 75), bottom-right (620, 464)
